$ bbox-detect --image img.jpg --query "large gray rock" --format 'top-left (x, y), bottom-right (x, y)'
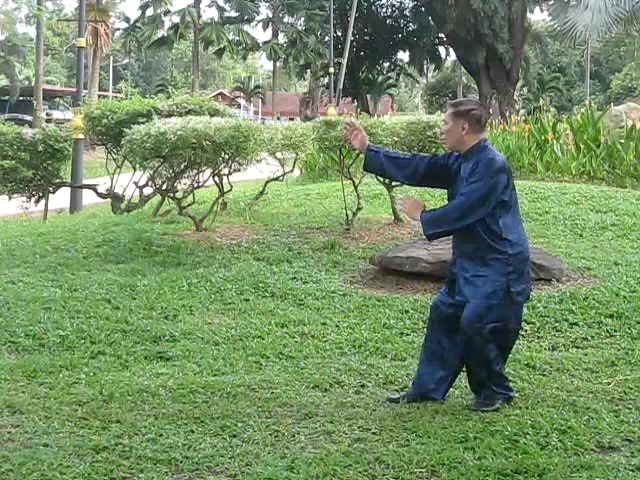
top-left (370, 237), bottom-right (565, 281)
top-left (604, 102), bottom-right (640, 129)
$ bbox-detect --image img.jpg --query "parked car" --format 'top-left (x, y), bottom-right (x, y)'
top-left (0, 113), bottom-right (34, 127)
top-left (45, 108), bottom-right (73, 125)
top-left (0, 98), bottom-right (72, 127)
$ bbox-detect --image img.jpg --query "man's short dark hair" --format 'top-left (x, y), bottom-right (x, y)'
top-left (447, 98), bottom-right (487, 133)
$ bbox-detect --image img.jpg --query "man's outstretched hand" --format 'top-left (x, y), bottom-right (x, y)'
top-left (343, 122), bottom-right (425, 221)
top-left (398, 196), bottom-right (425, 222)
top-left (344, 121), bottom-right (369, 153)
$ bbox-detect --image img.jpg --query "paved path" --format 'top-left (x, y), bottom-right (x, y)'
top-left (0, 159), bottom-right (289, 217)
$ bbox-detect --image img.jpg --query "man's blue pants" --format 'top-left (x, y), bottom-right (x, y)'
top-left (410, 289), bottom-right (524, 401)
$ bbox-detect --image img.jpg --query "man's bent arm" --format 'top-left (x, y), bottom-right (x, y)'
top-left (364, 145), bottom-right (454, 189)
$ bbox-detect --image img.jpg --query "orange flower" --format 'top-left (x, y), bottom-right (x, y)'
top-left (544, 132), bottom-right (554, 141)
top-left (523, 124), bottom-right (531, 135)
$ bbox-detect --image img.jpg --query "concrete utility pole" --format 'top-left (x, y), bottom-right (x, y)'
top-left (335, 0), bottom-right (358, 110)
top-left (70, 0), bottom-right (87, 213)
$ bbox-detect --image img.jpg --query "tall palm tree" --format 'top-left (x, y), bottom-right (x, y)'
top-left (232, 76), bottom-right (264, 115)
top-left (550, 0), bottom-right (640, 102)
top-left (363, 73), bottom-right (397, 116)
top-left (113, 14), bottom-right (144, 87)
top-left (86, 0), bottom-right (113, 100)
top-left (260, 0), bottom-right (284, 118)
top-left (281, 1), bottom-right (328, 117)
top-left (141, 0), bottom-right (258, 93)
top-left (259, 0), bottom-right (311, 117)
top-left (521, 68), bottom-right (565, 111)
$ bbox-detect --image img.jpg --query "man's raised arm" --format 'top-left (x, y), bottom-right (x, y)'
top-left (344, 122), bottom-right (453, 189)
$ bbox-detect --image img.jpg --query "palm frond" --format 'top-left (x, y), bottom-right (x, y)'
top-left (550, 0), bottom-right (640, 39)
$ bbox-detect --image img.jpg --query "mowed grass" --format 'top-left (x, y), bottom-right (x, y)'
top-left (62, 147), bottom-right (132, 181)
top-left (1, 177), bottom-right (639, 479)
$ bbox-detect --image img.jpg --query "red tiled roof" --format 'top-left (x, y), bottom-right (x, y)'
top-left (255, 92), bottom-right (302, 117)
top-left (318, 95), bottom-right (393, 115)
top-left (210, 88), bottom-right (234, 98)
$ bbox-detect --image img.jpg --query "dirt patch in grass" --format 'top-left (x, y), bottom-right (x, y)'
top-left (175, 224), bottom-right (258, 243)
top-left (352, 266), bottom-right (597, 296)
top-left (532, 269), bottom-right (597, 292)
top-left (343, 219), bottom-right (423, 245)
top-left (302, 217), bottom-right (423, 246)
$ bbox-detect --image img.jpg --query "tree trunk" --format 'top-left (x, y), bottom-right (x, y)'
top-left (88, 0), bottom-right (102, 101)
top-left (191, 0), bottom-right (202, 93)
top-left (299, 91), bottom-right (308, 119)
top-left (88, 47), bottom-right (101, 100)
top-left (87, 45), bottom-right (93, 96)
top-left (307, 67), bottom-right (321, 117)
top-left (151, 195), bottom-right (167, 217)
top-left (389, 193), bottom-right (402, 223)
top-left (377, 178), bottom-right (403, 223)
top-left (271, 0), bottom-right (280, 118)
top-left (33, 0), bottom-right (45, 129)
top-left (272, 60), bottom-right (278, 118)
top-left (585, 35), bottom-right (591, 104)
top-left (335, 0), bottom-right (358, 107)
top-left (475, 64), bottom-right (492, 109)
top-left (440, 0), bottom-right (529, 119)
top-left (357, 88), bottom-right (370, 115)
top-left (43, 191), bottom-right (50, 222)
top-left (127, 49), bottom-right (132, 88)
top-left (420, 59), bottom-right (429, 113)
top-left (329, 0), bottom-right (335, 104)
top-left (496, 85), bottom-right (516, 119)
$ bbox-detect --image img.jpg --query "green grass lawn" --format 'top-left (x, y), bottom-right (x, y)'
top-left (1, 178), bottom-right (639, 479)
top-left (62, 148), bottom-right (133, 181)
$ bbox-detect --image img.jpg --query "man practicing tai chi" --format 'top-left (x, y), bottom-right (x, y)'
top-left (344, 98), bottom-right (531, 412)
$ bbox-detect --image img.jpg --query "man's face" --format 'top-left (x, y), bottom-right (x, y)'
top-left (440, 111), bottom-right (467, 151)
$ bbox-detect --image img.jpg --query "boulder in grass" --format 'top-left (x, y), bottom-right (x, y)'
top-left (370, 237), bottom-right (565, 281)
top-left (604, 102), bottom-right (640, 129)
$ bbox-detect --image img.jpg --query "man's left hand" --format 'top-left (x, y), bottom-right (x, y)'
top-left (397, 196), bottom-right (425, 221)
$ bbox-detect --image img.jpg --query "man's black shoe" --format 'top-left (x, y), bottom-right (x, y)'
top-left (386, 390), bottom-right (438, 404)
top-left (470, 397), bottom-right (503, 412)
